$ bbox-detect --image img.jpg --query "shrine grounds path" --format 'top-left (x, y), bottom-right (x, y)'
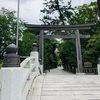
top-left (27, 67), bottom-right (100, 100)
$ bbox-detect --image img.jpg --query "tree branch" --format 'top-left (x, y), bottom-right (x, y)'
top-left (55, 0), bottom-right (65, 25)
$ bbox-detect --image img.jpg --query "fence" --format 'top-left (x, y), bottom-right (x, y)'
top-left (76, 68), bottom-right (97, 74)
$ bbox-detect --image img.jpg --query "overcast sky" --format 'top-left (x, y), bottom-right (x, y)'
top-left (0, 0), bottom-right (96, 24)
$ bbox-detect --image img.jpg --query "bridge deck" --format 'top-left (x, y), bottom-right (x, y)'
top-left (27, 67), bottom-right (100, 100)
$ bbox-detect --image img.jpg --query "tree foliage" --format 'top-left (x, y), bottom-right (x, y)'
top-left (59, 39), bottom-right (77, 69)
top-left (44, 39), bottom-right (58, 69)
top-left (0, 8), bottom-right (37, 59)
top-left (68, 2), bottom-right (98, 24)
top-left (68, 2), bottom-right (100, 67)
top-left (40, 0), bottom-right (73, 25)
top-left (0, 8), bottom-right (25, 59)
top-left (83, 34), bottom-right (100, 66)
top-left (18, 30), bottom-right (39, 56)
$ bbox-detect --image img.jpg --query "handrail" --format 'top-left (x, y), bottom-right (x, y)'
top-left (21, 57), bottom-right (34, 90)
top-left (20, 56), bottom-right (40, 100)
top-left (20, 56), bottom-right (35, 68)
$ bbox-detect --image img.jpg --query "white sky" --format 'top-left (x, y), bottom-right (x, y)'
top-left (0, 0), bottom-right (96, 24)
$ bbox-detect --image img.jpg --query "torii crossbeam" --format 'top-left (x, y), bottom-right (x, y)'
top-left (26, 23), bottom-right (94, 30)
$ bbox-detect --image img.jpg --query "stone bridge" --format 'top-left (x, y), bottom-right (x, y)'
top-left (0, 43), bottom-right (100, 100)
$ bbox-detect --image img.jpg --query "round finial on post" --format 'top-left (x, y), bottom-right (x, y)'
top-left (32, 43), bottom-right (38, 51)
top-left (6, 43), bottom-right (18, 54)
top-left (3, 44), bottom-right (20, 67)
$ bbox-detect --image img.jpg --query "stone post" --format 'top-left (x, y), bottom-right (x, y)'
top-left (97, 58), bottom-right (100, 75)
top-left (0, 44), bottom-right (22, 100)
top-left (30, 43), bottom-right (41, 75)
top-left (3, 44), bottom-right (20, 67)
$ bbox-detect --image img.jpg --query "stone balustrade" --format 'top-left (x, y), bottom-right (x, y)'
top-left (0, 43), bottom-right (42, 100)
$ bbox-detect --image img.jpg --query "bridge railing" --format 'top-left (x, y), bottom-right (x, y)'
top-left (0, 43), bottom-right (42, 100)
top-left (21, 56), bottom-right (39, 100)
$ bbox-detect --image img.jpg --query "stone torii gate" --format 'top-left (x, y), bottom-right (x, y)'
top-left (26, 23), bottom-right (95, 72)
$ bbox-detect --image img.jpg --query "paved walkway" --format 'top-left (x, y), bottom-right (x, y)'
top-left (45, 67), bottom-right (73, 75)
top-left (27, 67), bottom-right (100, 100)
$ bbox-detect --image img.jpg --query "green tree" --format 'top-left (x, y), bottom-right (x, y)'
top-left (68, 2), bottom-right (100, 67)
top-left (83, 34), bottom-right (100, 66)
top-left (0, 8), bottom-right (24, 59)
top-left (0, 7), bottom-right (39, 61)
top-left (40, 0), bottom-right (73, 25)
top-left (68, 2), bottom-right (98, 24)
top-left (59, 39), bottom-right (77, 70)
top-left (44, 39), bottom-right (58, 70)
top-left (18, 30), bottom-right (39, 56)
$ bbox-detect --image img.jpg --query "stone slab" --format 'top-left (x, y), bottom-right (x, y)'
top-left (27, 68), bottom-right (100, 100)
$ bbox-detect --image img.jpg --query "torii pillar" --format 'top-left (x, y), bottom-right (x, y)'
top-left (39, 30), bottom-right (44, 72)
top-left (75, 29), bottom-right (83, 70)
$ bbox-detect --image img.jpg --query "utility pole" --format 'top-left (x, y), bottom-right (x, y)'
top-left (16, 0), bottom-right (20, 47)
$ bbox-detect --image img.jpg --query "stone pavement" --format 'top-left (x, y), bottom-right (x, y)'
top-left (27, 67), bottom-right (100, 100)
top-left (45, 67), bottom-right (73, 75)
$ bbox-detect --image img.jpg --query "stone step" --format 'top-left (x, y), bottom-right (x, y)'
top-left (27, 68), bottom-right (100, 100)
top-left (41, 75), bottom-right (100, 100)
